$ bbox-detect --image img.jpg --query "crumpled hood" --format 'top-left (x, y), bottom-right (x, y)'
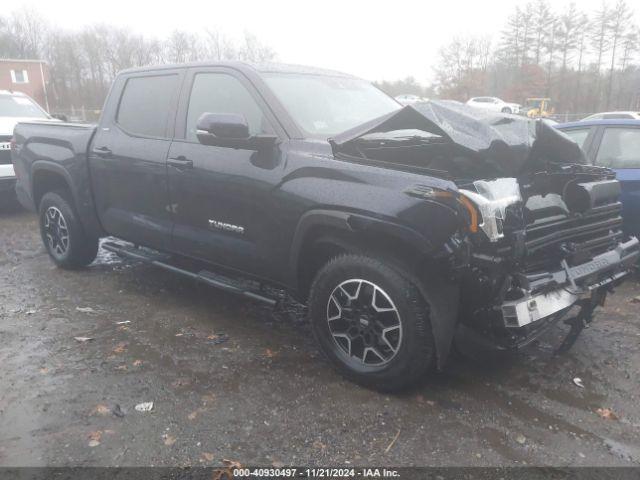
top-left (330, 100), bottom-right (585, 178)
top-left (0, 117), bottom-right (57, 136)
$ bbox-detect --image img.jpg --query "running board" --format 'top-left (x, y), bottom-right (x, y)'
top-left (101, 241), bottom-right (278, 307)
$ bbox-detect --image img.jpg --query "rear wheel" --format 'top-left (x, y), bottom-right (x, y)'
top-left (308, 254), bottom-right (435, 391)
top-left (39, 190), bottom-right (98, 268)
top-left (501, 107), bottom-right (512, 113)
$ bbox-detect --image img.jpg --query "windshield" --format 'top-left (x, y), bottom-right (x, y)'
top-left (262, 73), bottom-right (400, 138)
top-left (0, 95), bottom-right (48, 118)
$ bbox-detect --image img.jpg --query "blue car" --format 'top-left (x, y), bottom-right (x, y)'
top-left (556, 119), bottom-right (640, 238)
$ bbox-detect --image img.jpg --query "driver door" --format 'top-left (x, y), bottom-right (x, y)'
top-left (167, 67), bottom-right (286, 278)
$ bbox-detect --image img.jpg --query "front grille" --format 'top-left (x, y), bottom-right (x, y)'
top-left (0, 135), bottom-right (11, 165)
top-left (524, 202), bottom-right (624, 272)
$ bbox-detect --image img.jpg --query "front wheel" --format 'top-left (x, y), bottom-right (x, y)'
top-left (501, 107), bottom-right (512, 113)
top-left (39, 190), bottom-right (98, 268)
top-left (308, 254), bottom-right (435, 391)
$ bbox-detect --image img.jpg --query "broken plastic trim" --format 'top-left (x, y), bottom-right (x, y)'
top-left (459, 178), bottom-right (522, 242)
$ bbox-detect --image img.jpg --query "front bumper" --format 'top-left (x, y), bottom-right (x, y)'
top-left (502, 237), bottom-right (639, 327)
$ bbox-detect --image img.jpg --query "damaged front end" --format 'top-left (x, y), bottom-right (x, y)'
top-left (330, 101), bottom-right (640, 351)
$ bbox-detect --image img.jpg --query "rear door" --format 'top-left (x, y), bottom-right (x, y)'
top-left (90, 70), bottom-right (183, 250)
top-left (592, 125), bottom-right (640, 237)
top-left (167, 67), bottom-right (286, 278)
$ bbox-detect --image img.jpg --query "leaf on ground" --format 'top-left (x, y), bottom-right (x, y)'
top-left (222, 459), bottom-right (242, 469)
top-left (201, 394), bottom-right (216, 406)
top-left (312, 440), bottom-right (327, 450)
top-left (91, 404), bottom-right (110, 416)
top-left (88, 430), bottom-right (102, 447)
top-left (132, 360), bottom-right (143, 366)
top-left (112, 343), bottom-right (127, 354)
top-left (631, 295), bottom-right (640, 304)
top-left (200, 452), bottom-right (215, 462)
top-left (162, 434), bottom-right (176, 446)
top-left (265, 348), bottom-right (278, 358)
top-left (596, 407), bottom-right (618, 420)
top-left (39, 367), bottom-right (49, 374)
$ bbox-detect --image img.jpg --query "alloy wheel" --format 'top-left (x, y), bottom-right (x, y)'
top-left (43, 206), bottom-right (70, 257)
top-left (326, 279), bottom-right (403, 366)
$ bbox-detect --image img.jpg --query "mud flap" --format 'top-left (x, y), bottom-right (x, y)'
top-left (418, 275), bottom-right (460, 370)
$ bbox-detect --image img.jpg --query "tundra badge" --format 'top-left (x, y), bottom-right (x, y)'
top-left (208, 219), bottom-right (245, 235)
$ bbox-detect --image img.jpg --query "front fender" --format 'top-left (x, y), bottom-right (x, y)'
top-left (289, 208), bottom-right (460, 369)
top-left (289, 208), bottom-right (436, 283)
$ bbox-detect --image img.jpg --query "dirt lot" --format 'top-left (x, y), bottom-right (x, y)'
top-left (1, 208), bottom-right (640, 467)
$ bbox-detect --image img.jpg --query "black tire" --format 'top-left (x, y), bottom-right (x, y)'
top-left (308, 254), bottom-right (435, 392)
top-left (38, 190), bottom-right (98, 268)
top-left (501, 107), bottom-right (512, 113)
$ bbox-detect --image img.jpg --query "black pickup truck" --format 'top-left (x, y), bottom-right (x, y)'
top-left (12, 62), bottom-right (639, 391)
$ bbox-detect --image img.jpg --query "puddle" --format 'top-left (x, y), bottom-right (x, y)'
top-left (92, 238), bottom-right (123, 266)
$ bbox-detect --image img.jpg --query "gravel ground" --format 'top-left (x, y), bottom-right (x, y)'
top-left (1, 208), bottom-right (639, 467)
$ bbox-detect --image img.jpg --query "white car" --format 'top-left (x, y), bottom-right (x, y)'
top-left (581, 111), bottom-right (640, 121)
top-left (394, 94), bottom-right (428, 106)
top-left (466, 96), bottom-right (521, 114)
top-left (0, 91), bottom-right (57, 203)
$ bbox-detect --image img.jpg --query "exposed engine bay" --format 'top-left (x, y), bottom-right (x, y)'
top-left (330, 101), bottom-right (639, 350)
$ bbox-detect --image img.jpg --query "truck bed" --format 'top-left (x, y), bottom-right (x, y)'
top-left (12, 121), bottom-right (99, 235)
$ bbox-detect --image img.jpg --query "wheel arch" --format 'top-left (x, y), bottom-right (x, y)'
top-left (291, 209), bottom-right (460, 369)
top-left (31, 162), bottom-right (75, 209)
top-left (30, 161), bottom-right (104, 238)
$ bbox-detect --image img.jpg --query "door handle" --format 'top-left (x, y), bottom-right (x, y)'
top-left (168, 156), bottom-right (193, 169)
top-left (92, 146), bottom-right (112, 158)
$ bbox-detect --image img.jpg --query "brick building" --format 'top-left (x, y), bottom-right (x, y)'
top-left (0, 59), bottom-right (50, 112)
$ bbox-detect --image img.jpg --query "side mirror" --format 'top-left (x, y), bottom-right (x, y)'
top-left (197, 112), bottom-right (250, 139)
top-left (196, 112), bottom-right (277, 151)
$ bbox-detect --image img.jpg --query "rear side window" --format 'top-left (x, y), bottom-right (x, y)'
top-left (561, 128), bottom-right (590, 148)
top-left (117, 75), bottom-right (178, 138)
top-left (595, 128), bottom-right (640, 168)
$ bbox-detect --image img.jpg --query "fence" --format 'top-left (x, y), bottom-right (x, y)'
top-left (49, 106), bottom-right (102, 123)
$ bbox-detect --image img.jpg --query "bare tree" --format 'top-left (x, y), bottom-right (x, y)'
top-left (532, 0), bottom-right (553, 65)
top-left (605, 0), bottom-right (631, 108)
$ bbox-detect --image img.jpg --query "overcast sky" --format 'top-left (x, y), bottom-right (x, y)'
top-left (10, 0), bottom-right (640, 83)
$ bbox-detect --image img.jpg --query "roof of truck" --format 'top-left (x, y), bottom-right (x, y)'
top-left (119, 61), bottom-right (356, 78)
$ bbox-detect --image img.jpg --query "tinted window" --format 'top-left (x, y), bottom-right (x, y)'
top-left (117, 75), bottom-right (178, 138)
top-left (185, 73), bottom-right (268, 142)
top-left (595, 128), bottom-right (640, 168)
top-left (561, 128), bottom-right (590, 148)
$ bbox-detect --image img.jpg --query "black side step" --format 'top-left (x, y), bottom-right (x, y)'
top-left (101, 241), bottom-right (278, 307)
